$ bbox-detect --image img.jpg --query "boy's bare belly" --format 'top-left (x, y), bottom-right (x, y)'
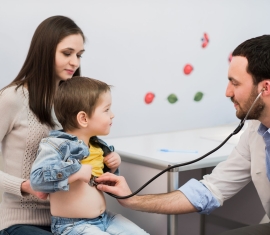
top-left (50, 180), bottom-right (106, 218)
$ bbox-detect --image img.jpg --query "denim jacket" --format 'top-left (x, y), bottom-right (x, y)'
top-left (30, 130), bottom-right (118, 193)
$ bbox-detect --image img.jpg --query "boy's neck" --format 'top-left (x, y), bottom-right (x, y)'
top-left (65, 129), bottom-right (92, 146)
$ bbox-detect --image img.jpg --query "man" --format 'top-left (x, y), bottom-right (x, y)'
top-left (96, 35), bottom-right (270, 234)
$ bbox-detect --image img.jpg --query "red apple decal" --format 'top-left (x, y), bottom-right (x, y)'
top-left (183, 64), bottom-right (193, 75)
top-left (201, 33), bottom-right (209, 48)
top-left (144, 92), bottom-right (155, 104)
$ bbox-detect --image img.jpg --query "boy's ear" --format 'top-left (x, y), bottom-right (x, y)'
top-left (77, 111), bottom-right (88, 128)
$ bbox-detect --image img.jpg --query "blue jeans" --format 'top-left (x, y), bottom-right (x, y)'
top-left (51, 210), bottom-right (149, 235)
top-left (0, 225), bottom-right (52, 235)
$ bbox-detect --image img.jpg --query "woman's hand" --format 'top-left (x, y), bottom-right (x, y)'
top-left (21, 179), bottom-right (49, 200)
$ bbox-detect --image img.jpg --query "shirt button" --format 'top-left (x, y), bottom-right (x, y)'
top-left (57, 173), bottom-right (63, 179)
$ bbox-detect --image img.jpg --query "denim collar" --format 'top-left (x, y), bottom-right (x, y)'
top-left (49, 130), bottom-right (108, 149)
top-left (49, 130), bottom-right (79, 141)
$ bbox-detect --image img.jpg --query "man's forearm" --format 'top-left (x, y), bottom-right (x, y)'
top-left (119, 190), bottom-right (198, 214)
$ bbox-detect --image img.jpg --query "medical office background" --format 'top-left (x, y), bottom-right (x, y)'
top-left (1, 1), bottom-right (270, 235)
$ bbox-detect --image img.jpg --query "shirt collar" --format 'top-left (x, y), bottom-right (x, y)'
top-left (258, 123), bottom-right (270, 137)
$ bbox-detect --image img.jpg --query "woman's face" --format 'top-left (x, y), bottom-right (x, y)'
top-left (55, 34), bottom-right (85, 82)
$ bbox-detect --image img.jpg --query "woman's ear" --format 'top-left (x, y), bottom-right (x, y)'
top-left (77, 111), bottom-right (88, 128)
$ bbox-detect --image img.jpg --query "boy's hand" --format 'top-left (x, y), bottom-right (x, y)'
top-left (103, 152), bottom-right (121, 173)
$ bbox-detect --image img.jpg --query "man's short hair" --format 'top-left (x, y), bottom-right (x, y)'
top-left (233, 35), bottom-right (270, 85)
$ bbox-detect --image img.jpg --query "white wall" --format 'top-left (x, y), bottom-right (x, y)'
top-left (2, 0), bottom-right (270, 138)
top-left (1, 2), bottom-right (270, 234)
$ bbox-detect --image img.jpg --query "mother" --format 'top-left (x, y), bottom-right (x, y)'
top-left (0, 15), bottom-right (85, 235)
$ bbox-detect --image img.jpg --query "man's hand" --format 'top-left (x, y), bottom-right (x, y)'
top-left (103, 152), bottom-right (121, 173)
top-left (21, 179), bottom-right (49, 200)
top-left (96, 172), bottom-right (133, 206)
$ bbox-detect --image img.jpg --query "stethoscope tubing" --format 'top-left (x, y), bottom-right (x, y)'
top-left (106, 89), bottom-right (264, 199)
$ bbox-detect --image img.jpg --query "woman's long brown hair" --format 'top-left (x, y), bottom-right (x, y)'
top-left (4, 15), bottom-right (85, 127)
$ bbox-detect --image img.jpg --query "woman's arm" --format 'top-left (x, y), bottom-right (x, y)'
top-left (0, 87), bottom-right (27, 197)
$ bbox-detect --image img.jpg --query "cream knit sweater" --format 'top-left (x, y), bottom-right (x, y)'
top-left (0, 86), bottom-right (59, 230)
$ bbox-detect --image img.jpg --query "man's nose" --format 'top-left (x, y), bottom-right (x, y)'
top-left (225, 83), bottom-right (233, 98)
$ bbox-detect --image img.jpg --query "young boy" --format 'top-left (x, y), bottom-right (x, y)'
top-left (30, 77), bottom-right (149, 235)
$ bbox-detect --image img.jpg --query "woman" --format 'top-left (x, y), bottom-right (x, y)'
top-left (0, 15), bottom-right (85, 235)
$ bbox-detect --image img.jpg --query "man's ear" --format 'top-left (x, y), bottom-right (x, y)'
top-left (260, 80), bottom-right (270, 96)
top-left (77, 111), bottom-right (88, 128)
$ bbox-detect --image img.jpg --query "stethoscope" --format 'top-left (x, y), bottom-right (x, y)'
top-left (106, 88), bottom-right (265, 199)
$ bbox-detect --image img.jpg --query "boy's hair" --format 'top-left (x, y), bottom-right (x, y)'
top-left (54, 76), bottom-right (111, 131)
top-left (232, 35), bottom-right (270, 85)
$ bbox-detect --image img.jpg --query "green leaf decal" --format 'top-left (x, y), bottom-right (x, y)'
top-left (194, 92), bottom-right (203, 102)
top-left (167, 94), bottom-right (178, 104)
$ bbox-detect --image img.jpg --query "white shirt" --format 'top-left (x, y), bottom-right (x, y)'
top-left (179, 120), bottom-right (270, 217)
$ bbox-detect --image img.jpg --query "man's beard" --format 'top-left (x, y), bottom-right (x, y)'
top-left (231, 87), bottom-right (265, 120)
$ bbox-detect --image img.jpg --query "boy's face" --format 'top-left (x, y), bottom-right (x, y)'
top-left (87, 91), bottom-right (114, 136)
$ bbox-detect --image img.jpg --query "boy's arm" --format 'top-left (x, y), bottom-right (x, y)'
top-left (68, 164), bottom-right (92, 184)
top-left (30, 142), bottom-right (91, 193)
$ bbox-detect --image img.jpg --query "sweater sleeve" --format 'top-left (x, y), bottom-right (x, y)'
top-left (0, 88), bottom-right (20, 145)
top-left (0, 87), bottom-right (26, 196)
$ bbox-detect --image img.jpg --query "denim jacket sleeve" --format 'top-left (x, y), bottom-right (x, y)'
top-left (30, 139), bottom-right (88, 193)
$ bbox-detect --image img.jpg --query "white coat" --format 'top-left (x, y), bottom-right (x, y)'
top-left (201, 120), bottom-right (270, 218)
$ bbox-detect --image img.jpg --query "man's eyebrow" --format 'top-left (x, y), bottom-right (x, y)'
top-left (228, 77), bottom-right (238, 83)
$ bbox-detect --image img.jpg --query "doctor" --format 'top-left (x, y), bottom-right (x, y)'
top-left (96, 35), bottom-right (270, 235)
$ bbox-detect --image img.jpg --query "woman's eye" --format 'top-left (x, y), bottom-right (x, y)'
top-left (77, 54), bottom-right (82, 58)
top-left (63, 52), bottom-right (71, 56)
